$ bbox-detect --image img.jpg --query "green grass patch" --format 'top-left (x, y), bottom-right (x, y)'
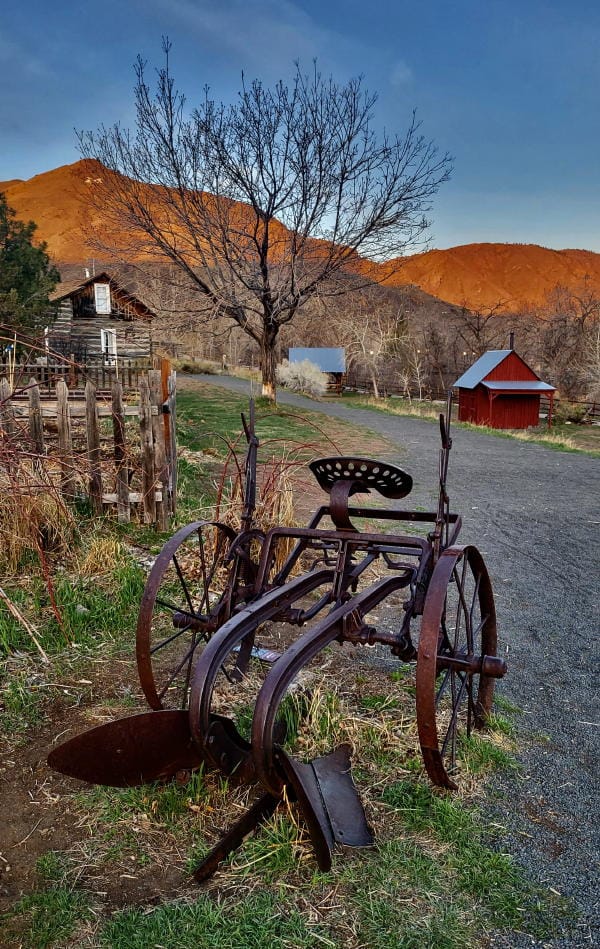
top-left (0, 560), bottom-right (143, 660)
top-left (101, 891), bottom-right (327, 949)
top-left (359, 692), bottom-right (399, 712)
top-left (78, 768), bottom-right (209, 829)
top-left (459, 733), bottom-right (518, 774)
top-left (2, 887), bottom-right (92, 949)
top-left (372, 779), bottom-right (565, 942)
top-left (177, 386), bottom-right (334, 459)
top-left (0, 673), bottom-right (44, 732)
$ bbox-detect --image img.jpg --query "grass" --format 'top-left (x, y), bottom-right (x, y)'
top-left (0, 562), bottom-right (144, 659)
top-left (101, 891), bottom-right (327, 948)
top-left (338, 391), bottom-right (442, 421)
top-left (177, 385), bottom-right (337, 459)
top-left (1, 887), bottom-right (92, 949)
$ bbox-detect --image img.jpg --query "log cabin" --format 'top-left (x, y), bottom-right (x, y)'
top-left (48, 272), bottom-right (155, 364)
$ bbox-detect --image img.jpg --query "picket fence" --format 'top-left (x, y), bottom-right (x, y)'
top-left (0, 366), bottom-right (177, 528)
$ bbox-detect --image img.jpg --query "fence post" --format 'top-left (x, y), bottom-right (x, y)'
top-left (149, 369), bottom-right (169, 529)
top-left (28, 378), bottom-right (45, 458)
top-left (0, 377), bottom-right (16, 438)
top-left (139, 375), bottom-right (156, 524)
top-left (56, 379), bottom-right (75, 499)
top-left (85, 380), bottom-right (103, 515)
top-left (160, 359), bottom-right (177, 512)
top-left (166, 369), bottom-right (177, 512)
top-left (112, 380), bottom-right (130, 524)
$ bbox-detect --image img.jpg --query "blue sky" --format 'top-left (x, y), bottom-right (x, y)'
top-left (1, 0), bottom-right (599, 252)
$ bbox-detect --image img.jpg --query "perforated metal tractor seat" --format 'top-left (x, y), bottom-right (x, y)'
top-left (309, 457), bottom-right (413, 499)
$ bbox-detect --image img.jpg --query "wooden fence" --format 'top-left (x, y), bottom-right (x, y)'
top-left (0, 357), bottom-right (155, 395)
top-left (0, 367), bottom-right (177, 528)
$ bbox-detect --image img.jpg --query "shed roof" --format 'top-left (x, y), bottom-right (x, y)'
top-left (288, 347), bottom-right (346, 372)
top-left (482, 380), bottom-right (556, 393)
top-left (452, 350), bottom-right (512, 388)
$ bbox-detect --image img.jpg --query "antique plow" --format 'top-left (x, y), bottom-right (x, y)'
top-left (49, 394), bottom-right (507, 880)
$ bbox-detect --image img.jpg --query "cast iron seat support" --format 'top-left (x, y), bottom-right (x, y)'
top-left (309, 457), bottom-right (413, 531)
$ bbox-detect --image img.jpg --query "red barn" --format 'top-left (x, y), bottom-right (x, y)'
top-left (453, 350), bottom-right (556, 429)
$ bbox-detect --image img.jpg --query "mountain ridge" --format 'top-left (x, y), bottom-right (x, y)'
top-left (2, 160), bottom-right (599, 312)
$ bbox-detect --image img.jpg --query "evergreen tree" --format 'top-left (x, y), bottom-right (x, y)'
top-left (0, 193), bottom-right (60, 333)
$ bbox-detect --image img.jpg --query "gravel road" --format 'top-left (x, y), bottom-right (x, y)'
top-left (192, 376), bottom-right (599, 946)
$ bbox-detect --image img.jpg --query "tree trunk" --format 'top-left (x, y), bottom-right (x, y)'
top-left (369, 367), bottom-right (380, 399)
top-left (260, 328), bottom-right (278, 401)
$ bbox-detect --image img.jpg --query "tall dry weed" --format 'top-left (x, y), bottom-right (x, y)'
top-left (0, 463), bottom-right (76, 574)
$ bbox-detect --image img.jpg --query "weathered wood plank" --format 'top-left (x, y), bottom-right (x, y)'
top-left (139, 376), bottom-right (156, 524)
top-left (166, 370), bottom-right (177, 512)
top-left (149, 369), bottom-right (169, 529)
top-left (0, 377), bottom-right (16, 437)
top-left (56, 380), bottom-right (75, 499)
top-left (111, 380), bottom-right (130, 524)
top-left (85, 380), bottom-right (103, 515)
top-left (28, 378), bottom-right (45, 461)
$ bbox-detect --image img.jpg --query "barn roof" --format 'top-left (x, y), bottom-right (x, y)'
top-left (288, 347), bottom-right (346, 372)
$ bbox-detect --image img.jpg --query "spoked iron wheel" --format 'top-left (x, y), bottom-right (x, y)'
top-left (416, 545), bottom-right (504, 789)
top-left (136, 521), bottom-right (237, 710)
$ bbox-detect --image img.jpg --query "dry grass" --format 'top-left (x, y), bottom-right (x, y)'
top-left (0, 463), bottom-right (76, 574)
top-left (76, 536), bottom-right (129, 577)
top-left (350, 395), bottom-right (441, 420)
top-left (510, 429), bottom-right (576, 449)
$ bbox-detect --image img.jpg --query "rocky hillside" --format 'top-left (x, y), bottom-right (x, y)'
top-left (2, 160), bottom-right (600, 312)
top-left (382, 242), bottom-right (600, 311)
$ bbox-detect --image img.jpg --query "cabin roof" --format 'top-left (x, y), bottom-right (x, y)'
top-left (49, 272), bottom-right (113, 302)
top-left (49, 272), bottom-right (154, 316)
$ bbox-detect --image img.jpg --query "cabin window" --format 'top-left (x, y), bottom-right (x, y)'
top-left (100, 328), bottom-right (117, 365)
top-left (94, 283), bottom-right (111, 315)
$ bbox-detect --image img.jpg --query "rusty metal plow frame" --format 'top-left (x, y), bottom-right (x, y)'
top-left (47, 394), bottom-right (508, 883)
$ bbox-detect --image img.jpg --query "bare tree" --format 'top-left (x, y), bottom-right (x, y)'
top-left (78, 42), bottom-right (451, 398)
top-left (538, 280), bottom-right (600, 397)
top-left (340, 293), bottom-right (410, 398)
top-left (453, 301), bottom-right (510, 360)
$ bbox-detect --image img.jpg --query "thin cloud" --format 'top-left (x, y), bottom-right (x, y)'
top-left (147, 0), bottom-right (361, 77)
top-left (390, 60), bottom-right (413, 87)
top-left (0, 31), bottom-right (53, 79)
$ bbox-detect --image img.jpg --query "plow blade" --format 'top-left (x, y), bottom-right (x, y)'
top-left (279, 744), bottom-right (373, 871)
top-left (47, 710), bottom-right (202, 787)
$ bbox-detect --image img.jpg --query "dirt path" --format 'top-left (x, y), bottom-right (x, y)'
top-left (194, 375), bottom-right (600, 947)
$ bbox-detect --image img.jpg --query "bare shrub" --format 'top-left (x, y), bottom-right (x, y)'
top-left (276, 360), bottom-right (328, 397)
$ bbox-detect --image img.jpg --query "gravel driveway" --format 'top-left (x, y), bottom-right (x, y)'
top-left (192, 376), bottom-right (599, 946)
